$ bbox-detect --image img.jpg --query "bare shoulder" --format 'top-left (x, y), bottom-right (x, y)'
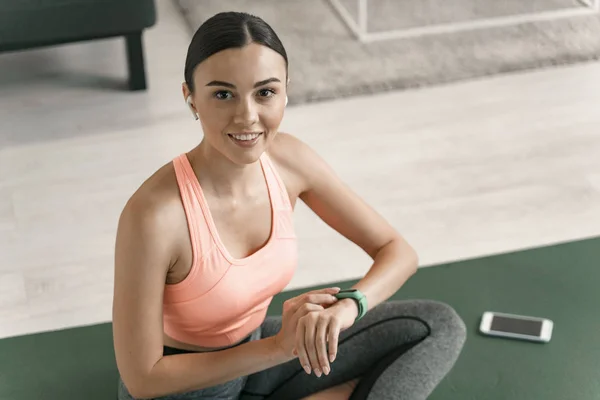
top-left (116, 161), bottom-right (185, 268)
top-left (122, 162), bottom-right (180, 223)
top-left (268, 132), bottom-right (329, 198)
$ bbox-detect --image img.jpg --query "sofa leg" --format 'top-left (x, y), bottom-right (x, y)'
top-left (125, 32), bottom-right (147, 91)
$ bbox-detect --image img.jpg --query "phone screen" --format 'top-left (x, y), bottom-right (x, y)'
top-left (491, 315), bottom-right (542, 336)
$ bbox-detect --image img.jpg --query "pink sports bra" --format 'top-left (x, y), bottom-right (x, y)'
top-left (162, 152), bottom-right (297, 348)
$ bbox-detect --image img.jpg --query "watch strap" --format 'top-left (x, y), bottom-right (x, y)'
top-left (335, 289), bottom-right (367, 321)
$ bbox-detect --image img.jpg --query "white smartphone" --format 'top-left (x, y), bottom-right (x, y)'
top-left (480, 311), bottom-right (553, 343)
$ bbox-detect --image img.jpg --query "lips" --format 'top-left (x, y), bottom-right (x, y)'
top-left (228, 132), bottom-right (262, 141)
top-left (227, 132), bottom-right (263, 148)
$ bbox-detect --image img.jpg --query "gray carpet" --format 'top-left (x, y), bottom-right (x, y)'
top-left (175, 0), bottom-right (600, 105)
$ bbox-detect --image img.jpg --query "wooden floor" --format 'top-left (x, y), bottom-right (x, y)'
top-left (1, 1), bottom-right (599, 339)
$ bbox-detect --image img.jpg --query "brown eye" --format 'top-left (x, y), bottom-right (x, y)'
top-left (214, 90), bottom-right (233, 100)
top-left (257, 89), bottom-right (275, 98)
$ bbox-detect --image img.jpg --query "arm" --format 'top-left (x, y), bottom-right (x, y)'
top-left (274, 134), bottom-right (419, 312)
top-left (112, 196), bottom-right (294, 399)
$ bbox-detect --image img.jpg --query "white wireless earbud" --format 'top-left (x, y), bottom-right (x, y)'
top-left (186, 95), bottom-right (198, 120)
top-left (285, 95), bottom-right (288, 107)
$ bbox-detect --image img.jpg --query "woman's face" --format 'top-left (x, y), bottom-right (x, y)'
top-left (183, 43), bottom-right (287, 165)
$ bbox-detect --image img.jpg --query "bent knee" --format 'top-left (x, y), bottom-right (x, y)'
top-left (422, 300), bottom-right (467, 346)
top-left (388, 299), bottom-right (467, 346)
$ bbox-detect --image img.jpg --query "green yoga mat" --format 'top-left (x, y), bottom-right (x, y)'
top-left (1, 237), bottom-right (598, 399)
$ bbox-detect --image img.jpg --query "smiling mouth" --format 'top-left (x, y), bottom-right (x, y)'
top-left (227, 132), bottom-right (263, 148)
top-left (227, 132), bottom-right (262, 141)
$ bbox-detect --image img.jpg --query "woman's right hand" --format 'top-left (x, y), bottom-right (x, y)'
top-left (273, 287), bottom-right (340, 358)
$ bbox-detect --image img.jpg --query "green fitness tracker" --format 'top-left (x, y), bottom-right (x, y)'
top-left (335, 289), bottom-right (367, 321)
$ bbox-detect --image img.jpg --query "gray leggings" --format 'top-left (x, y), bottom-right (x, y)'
top-left (118, 299), bottom-right (467, 400)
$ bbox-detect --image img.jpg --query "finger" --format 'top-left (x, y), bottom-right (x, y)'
top-left (304, 293), bottom-right (338, 307)
top-left (315, 318), bottom-right (330, 375)
top-left (293, 303), bottom-right (324, 318)
top-left (282, 298), bottom-right (296, 313)
top-left (304, 287), bottom-right (341, 298)
top-left (301, 288), bottom-right (340, 303)
top-left (308, 287), bottom-right (341, 295)
top-left (304, 314), bottom-right (322, 377)
top-left (287, 288), bottom-right (340, 314)
top-left (290, 303), bottom-right (319, 347)
top-left (291, 303), bottom-right (324, 324)
top-left (296, 319), bottom-right (311, 375)
top-left (288, 294), bottom-right (330, 315)
top-left (327, 317), bottom-right (342, 363)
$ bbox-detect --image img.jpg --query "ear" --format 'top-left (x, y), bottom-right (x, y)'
top-left (186, 96), bottom-right (199, 120)
top-left (182, 82), bottom-right (193, 102)
top-left (182, 82), bottom-right (199, 120)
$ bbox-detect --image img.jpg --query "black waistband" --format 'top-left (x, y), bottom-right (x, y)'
top-left (163, 333), bottom-right (254, 356)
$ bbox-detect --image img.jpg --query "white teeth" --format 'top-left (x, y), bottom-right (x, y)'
top-left (231, 133), bottom-right (260, 141)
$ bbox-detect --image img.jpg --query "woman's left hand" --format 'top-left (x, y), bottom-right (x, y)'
top-left (295, 298), bottom-right (359, 377)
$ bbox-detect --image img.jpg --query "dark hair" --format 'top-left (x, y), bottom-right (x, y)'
top-left (184, 11), bottom-right (288, 93)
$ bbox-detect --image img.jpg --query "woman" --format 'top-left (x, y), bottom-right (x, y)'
top-left (112, 11), bottom-right (466, 400)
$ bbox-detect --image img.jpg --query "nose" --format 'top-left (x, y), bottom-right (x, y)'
top-left (233, 96), bottom-right (259, 126)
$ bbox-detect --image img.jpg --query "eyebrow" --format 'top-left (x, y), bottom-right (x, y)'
top-left (205, 77), bottom-right (281, 89)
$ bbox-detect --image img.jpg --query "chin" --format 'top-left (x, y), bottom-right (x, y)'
top-left (223, 133), bottom-right (269, 164)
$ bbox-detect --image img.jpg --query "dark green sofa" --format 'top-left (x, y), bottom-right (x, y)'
top-left (0, 0), bottom-right (157, 90)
